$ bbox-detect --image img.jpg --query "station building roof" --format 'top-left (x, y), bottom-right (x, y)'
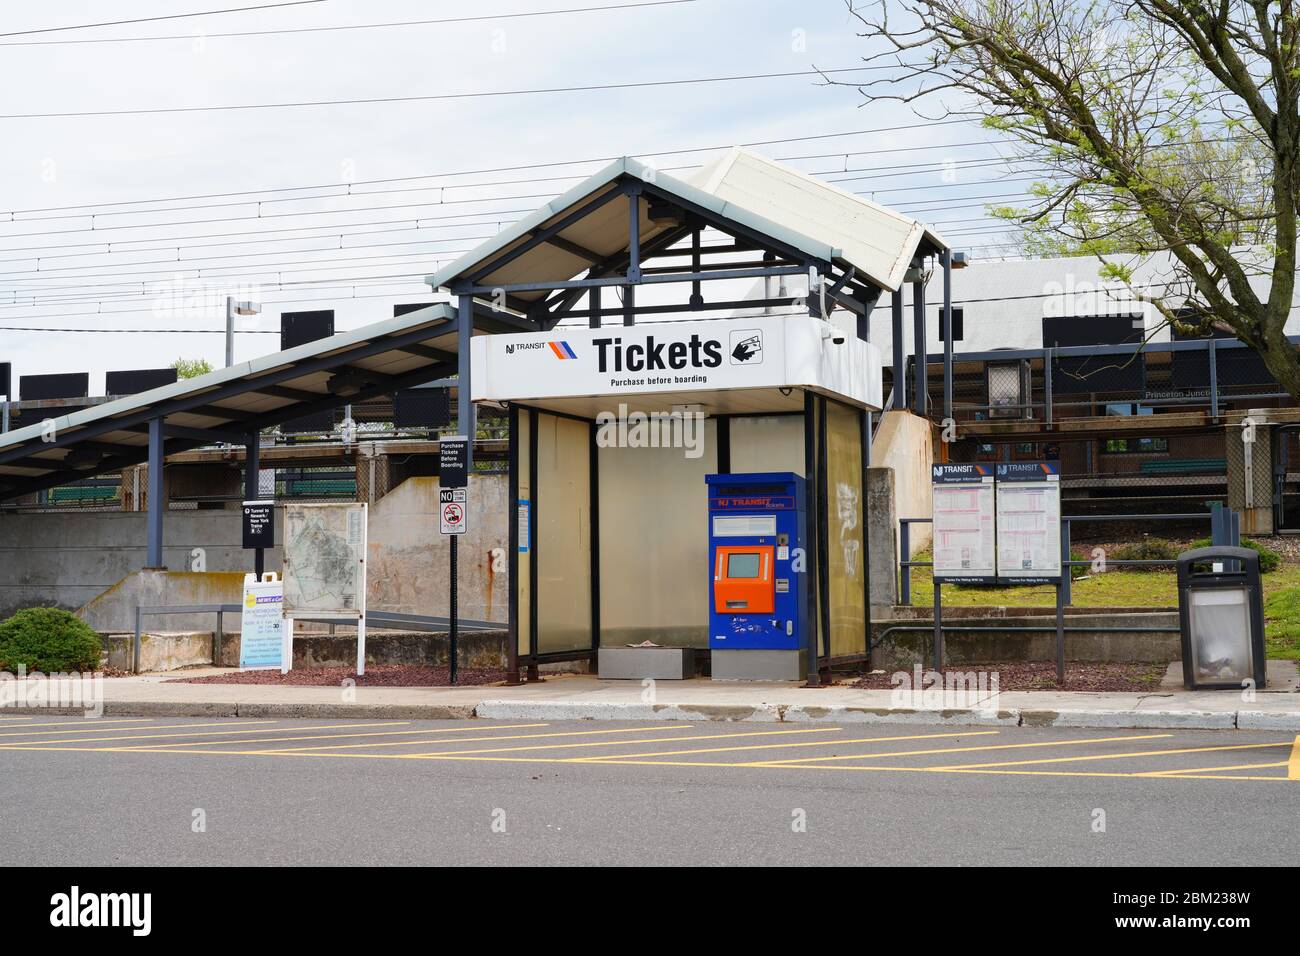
top-left (0, 304), bottom-right (464, 501)
top-left (425, 149), bottom-right (948, 302)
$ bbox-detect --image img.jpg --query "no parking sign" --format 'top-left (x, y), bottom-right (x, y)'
top-left (440, 488), bottom-right (467, 535)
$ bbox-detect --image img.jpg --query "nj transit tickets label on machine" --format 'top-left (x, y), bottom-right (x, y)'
top-left (931, 464), bottom-right (995, 582)
top-left (995, 461), bottom-right (1061, 582)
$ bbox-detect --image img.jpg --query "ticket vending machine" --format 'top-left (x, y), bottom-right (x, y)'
top-left (705, 472), bottom-right (807, 681)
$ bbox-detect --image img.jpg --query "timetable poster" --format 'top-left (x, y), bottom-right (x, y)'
top-left (995, 461), bottom-right (1062, 582)
top-left (931, 464), bottom-right (996, 582)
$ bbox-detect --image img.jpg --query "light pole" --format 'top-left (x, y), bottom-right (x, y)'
top-left (225, 297), bottom-right (261, 367)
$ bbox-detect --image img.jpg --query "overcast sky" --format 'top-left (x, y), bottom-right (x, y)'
top-left (0, 0), bottom-right (1011, 394)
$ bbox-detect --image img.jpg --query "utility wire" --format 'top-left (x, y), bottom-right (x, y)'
top-left (0, 66), bottom-right (896, 119)
top-left (0, 0), bottom-right (697, 46)
top-left (0, 1), bottom-right (327, 38)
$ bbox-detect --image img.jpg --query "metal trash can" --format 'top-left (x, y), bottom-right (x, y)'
top-left (1175, 546), bottom-right (1266, 690)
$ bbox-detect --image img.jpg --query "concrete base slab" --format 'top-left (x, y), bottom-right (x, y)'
top-left (598, 647), bottom-right (695, 680)
top-left (711, 649), bottom-right (804, 682)
top-left (1160, 658), bottom-right (1300, 692)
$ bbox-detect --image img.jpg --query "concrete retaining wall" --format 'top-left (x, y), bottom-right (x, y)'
top-left (1, 474), bottom-right (509, 632)
top-left (0, 509), bottom-right (283, 620)
top-left (872, 610), bottom-right (1181, 670)
top-left (871, 410), bottom-right (934, 556)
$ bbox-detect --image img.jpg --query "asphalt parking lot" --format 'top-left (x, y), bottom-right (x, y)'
top-left (0, 714), bottom-right (1296, 865)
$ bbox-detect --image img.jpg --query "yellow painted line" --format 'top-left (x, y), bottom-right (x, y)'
top-left (551, 756), bottom-right (1298, 782)
top-left (1141, 761), bottom-right (1289, 777)
top-left (920, 740), bottom-right (1295, 772)
top-left (746, 733), bottom-right (1174, 767)
top-left (0, 720), bottom-right (402, 748)
top-left (113, 722), bottom-right (551, 752)
top-left (1290, 735), bottom-right (1300, 781)
top-left (0, 719), bottom-right (275, 742)
top-left (583, 730), bottom-right (1000, 762)
top-left (257, 723), bottom-right (696, 754)
top-left (36, 726), bottom-right (839, 759)
top-left (0, 718), bottom-right (152, 729)
top-left (402, 726), bottom-right (844, 759)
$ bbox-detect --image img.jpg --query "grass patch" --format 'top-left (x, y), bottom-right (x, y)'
top-left (903, 552), bottom-right (1300, 659)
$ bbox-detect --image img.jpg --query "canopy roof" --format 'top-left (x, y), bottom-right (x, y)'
top-left (425, 149), bottom-right (947, 303)
top-left (0, 304), bottom-right (465, 501)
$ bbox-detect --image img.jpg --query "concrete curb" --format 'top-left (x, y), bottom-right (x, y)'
top-left (474, 699), bottom-right (784, 722)
top-left (6, 699), bottom-right (1296, 730)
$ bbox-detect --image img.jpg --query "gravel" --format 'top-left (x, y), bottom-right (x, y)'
top-left (169, 664), bottom-right (508, 687)
top-left (853, 661), bottom-right (1168, 692)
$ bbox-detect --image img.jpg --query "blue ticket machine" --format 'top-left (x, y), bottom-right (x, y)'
top-left (705, 472), bottom-right (807, 680)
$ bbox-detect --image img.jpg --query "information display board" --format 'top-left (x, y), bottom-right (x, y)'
top-left (930, 464), bottom-right (996, 582)
top-left (994, 461), bottom-right (1062, 582)
top-left (282, 502), bottom-right (367, 615)
top-left (239, 572), bottom-right (284, 670)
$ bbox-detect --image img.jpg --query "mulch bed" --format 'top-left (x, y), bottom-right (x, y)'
top-left (853, 661), bottom-right (1168, 693)
top-left (169, 664), bottom-right (508, 687)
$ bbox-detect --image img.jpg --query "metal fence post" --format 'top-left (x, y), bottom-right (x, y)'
top-left (133, 606), bottom-right (143, 675)
top-left (1208, 339), bottom-right (1219, 420)
top-left (932, 580), bottom-right (944, 671)
top-left (1060, 518), bottom-right (1072, 606)
top-left (1054, 582), bottom-right (1066, 683)
top-left (1043, 349), bottom-right (1054, 424)
top-left (900, 520), bottom-right (912, 606)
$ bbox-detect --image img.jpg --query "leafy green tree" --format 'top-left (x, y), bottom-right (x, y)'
top-left (838, 0), bottom-right (1300, 398)
top-left (171, 357), bottom-right (213, 379)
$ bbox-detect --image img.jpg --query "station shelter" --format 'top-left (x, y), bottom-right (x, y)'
top-left (427, 148), bottom-right (950, 684)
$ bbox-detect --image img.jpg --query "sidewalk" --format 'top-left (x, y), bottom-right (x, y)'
top-left (5, 667), bottom-right (1300, 730)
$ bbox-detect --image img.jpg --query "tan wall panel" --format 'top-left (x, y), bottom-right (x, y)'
top-left (597, 420), bottom-right (717, 647)
top-left (536, 413), bottom-right (592, 653)
top-left (825, 402), bottom-right (866, 659)
top-left (729, 414), bottom-right (805, 475)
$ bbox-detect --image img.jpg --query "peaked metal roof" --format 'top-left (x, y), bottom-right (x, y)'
top-left (688, 148), bottom-right (948, 291)
top-left (425, 150), bottom-right (947, 301)
top-left (0, 304), bottom-right (465, 502)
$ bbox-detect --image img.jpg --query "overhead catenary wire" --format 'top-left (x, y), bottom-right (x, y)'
top-left (0, 66), bottom-right (905, 120)
top-left (0, 1), bottom-right (327, 38)
top-left (0, 0), bottom-right (699, 46)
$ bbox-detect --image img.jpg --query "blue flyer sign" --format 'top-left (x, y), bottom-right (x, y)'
top-left (239, 573), bottom-right (285, 670)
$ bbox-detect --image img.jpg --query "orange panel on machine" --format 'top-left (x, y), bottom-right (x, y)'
top-left (713, 545), bottom-right (775, 614)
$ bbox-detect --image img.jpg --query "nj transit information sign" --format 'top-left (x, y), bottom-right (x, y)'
top-left (239, 573), bottom-right (284, 670)
top-left (931, 464), bottom-right (995, 582)
top-left (995, 461), bottom-right (1062, 583)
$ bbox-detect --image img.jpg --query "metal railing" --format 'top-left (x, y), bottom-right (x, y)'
top-left (131, 604), bottom-right (504, 674)
top-left (886, 334), bottom-right (1298, 423)
top-left (898, 507), bottom-right (1232, 607)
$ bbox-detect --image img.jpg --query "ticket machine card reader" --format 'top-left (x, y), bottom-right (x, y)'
top-left (705, 472), bottom-right (806, 653)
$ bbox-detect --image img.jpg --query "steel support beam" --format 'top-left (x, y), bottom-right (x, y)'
top-left (146, 418), bottom-right (165, 569)
top-left (891, 288), bottom-right (906, 411)
top-left (457, 295), bottom-right (475, 468)
top-left (942, 249), bottom-right (953, 422)
top-left (912, 275), bottom-right (927, 417)
top-left (245, 432), bottom-right (264, 578)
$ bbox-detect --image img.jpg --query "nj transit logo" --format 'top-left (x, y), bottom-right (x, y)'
top-left (548, 341), bottom-right (578, 359)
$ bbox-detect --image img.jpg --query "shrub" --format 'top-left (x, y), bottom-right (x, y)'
top-left (1109, 537), bottom-right (1182, 565)
top-left (0, 608), bottom-right (103, 672)
top-left (1190, 537), bottom-right (1282, 573)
